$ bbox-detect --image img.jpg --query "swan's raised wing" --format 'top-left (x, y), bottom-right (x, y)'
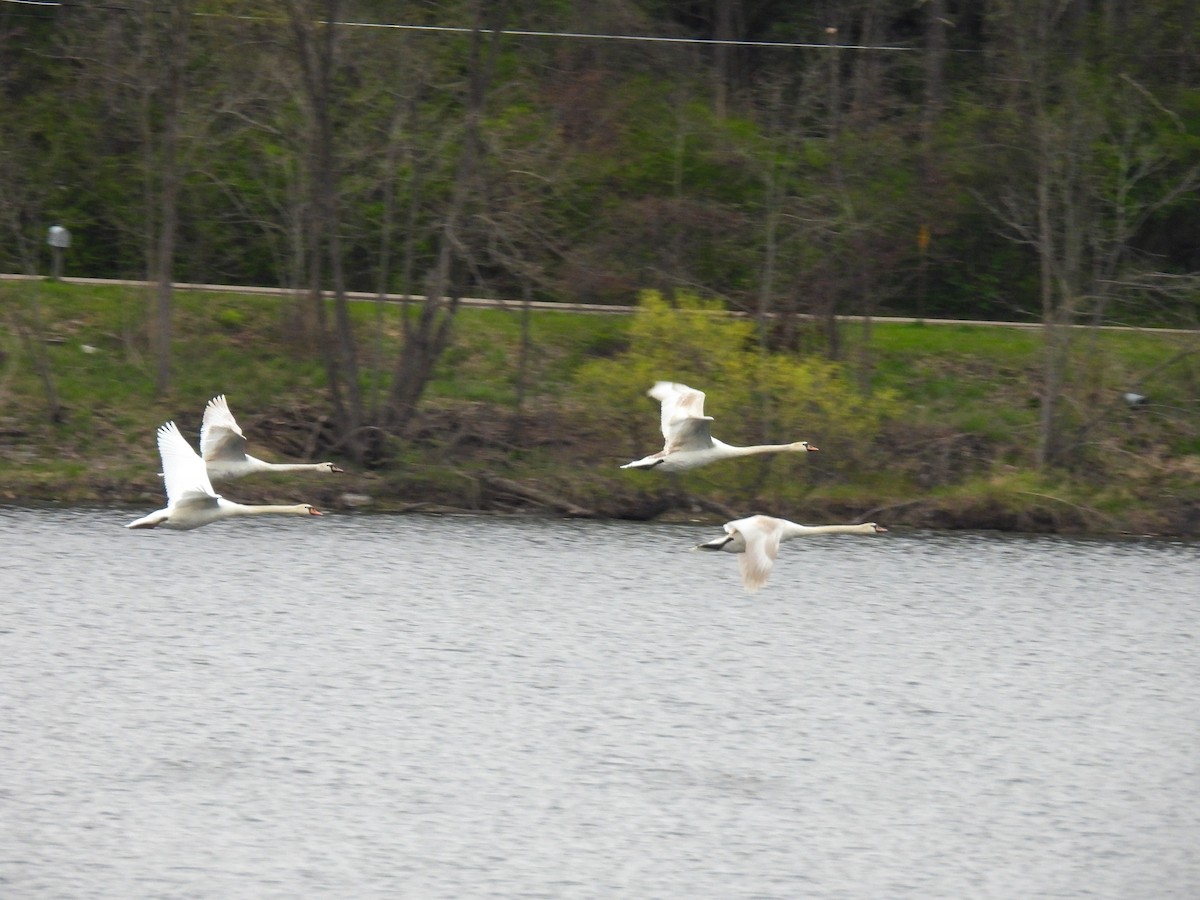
top-left (200, 394), bottom-right (250, 463)
top-left (664, 416), bottom-right (715, 453)
top-left (157, 421), bottom-right (219, 507)
top-left (649, 382), bottom-right (714, 451)
top-left (649, 381), bottom-right (707, 434)
top-left (730, 517), bottom-right (784, 592)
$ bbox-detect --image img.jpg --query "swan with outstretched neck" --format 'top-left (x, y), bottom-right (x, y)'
top-left (201, 394), bottom-right (344, 481)
top-left (621, 381), bottom-right (818, 472)
top-left (127, 421), bottom-right (323, 531)
top-left (695, 515), bottom-right (887, 592)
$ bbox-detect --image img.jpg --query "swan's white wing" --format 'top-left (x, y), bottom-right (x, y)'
top-left (664, 416), bottom-right (715, 453)
top-left (732, 517), bottom-right (783, 592)
top-left (172, 490), bottom-right (221, 515)
top-left (649, 381), bottom-right (708, 434)
top-left (648, 382), bottom-right (714, 452)
top-left (200, 394), bottom-right (250, 463)
top-left (157, 421), bottom-right (219, 506)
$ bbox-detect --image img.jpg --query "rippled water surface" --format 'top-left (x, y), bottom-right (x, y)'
top-left (2, 507), bottom-right (1197, 898)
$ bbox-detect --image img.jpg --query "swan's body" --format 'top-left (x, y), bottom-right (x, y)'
top-left (127, 421), bottom-right (323, 531)
top-left (621, 381), bottom-right (818, 472)
top-left (201, 394), bottom-right (343, 481)
top-left (695, 515), bottom-right (887, 592)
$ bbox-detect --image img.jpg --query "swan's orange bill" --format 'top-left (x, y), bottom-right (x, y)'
top-left (309, 508), bottom-right (323, 516)
top-left (806, 444), bottom-right (820, 451)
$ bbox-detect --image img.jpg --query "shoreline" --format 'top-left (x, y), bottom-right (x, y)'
top-left (4, 469), bottom-right (1196, 539)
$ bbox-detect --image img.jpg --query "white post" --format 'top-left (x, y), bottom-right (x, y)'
top-left (47, 224), bottom-right (71, 280)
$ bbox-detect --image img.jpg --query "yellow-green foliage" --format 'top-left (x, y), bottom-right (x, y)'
top-left (575, 290), bottom-right (900, 491)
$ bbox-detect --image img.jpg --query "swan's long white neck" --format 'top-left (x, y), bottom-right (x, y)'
top-left (782, 523), bottom-right (874, 538)
top-left (223, 501), bottom-right (315, 517)
top-left (247, 456), bottom-right (331, 473)
top-left (708, 439), bottom-right (791, 457)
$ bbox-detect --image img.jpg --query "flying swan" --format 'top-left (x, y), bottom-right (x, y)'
top-left (695, 515), bottom-right (888, 592)
top-left (201, 394), bottom-right (344, 480)
top-left (127, 421), bottom-right (323, 530)
top-left (621, 381), bottom-right (818, 472)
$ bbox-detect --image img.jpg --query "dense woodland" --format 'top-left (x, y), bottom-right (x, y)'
top-left (2, 0), bottom-right (1199, 472)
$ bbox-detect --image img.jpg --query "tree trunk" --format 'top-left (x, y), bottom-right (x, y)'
top-left (712, 0), bottom-right (736, 119)
top-left (386, 2), bottom-right (506, 432)
top-left (387, 241), bottom-right (462, 429)
top-left (150, 2), bottom-right (190, 397)
top-left (152, 52), bottom-right (182, 396)
top-left (917, 0), bottom-right (946, 322)
top-left (285, 0), bottom-right (363, 461)
top-left (511, 277), bottom-right (533, 446)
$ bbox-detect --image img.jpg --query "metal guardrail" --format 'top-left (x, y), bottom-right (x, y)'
top-left (1, 273), bottom-right (629, 316)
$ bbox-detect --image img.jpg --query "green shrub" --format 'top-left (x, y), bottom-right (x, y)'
top-left (213, 307), bottom-right (246, 331)
top-left (575, 290), bottom-right (901, 497)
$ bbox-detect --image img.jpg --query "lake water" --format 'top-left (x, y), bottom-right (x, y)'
top-left (1, 507), bottom-right (1197, 899)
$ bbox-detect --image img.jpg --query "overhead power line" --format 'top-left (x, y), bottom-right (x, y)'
top-left (1, 0), bottom-right (919, 52)
top-left (279, 19), bottom-right (920, 52)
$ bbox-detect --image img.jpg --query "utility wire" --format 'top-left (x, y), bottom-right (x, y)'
top-left (280, 19), bottom-right (919, 52)
top-left (1, 0), bottom-right (920, 52)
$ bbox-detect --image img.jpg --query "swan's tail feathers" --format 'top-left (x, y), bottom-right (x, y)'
top-left (620, 457), bottom-right (665, 470)
top-left (126, 511), bottom-right (167, 529)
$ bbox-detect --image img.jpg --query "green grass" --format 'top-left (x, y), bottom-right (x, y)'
top-left (4, 281), bottom-right (1192, 423)
top-left (3, 280), bottom-right (1197, 532)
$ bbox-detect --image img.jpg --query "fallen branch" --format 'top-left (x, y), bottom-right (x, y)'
top-left (481, 475), bottom-right (594, 517)
top-left (1014, 490), bottom-right (1112, 527)
top-left (858, 497), bottom-right (932, 523)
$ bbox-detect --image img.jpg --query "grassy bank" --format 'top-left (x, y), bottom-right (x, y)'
top-left (2, 280), bottom-right (1198, 536)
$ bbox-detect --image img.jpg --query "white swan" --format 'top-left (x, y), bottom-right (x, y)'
top-left (695, 515), bottom-right (887, 592)
top-left (621, 381), bottom-right (818, 472)
top-left (127, 421), bottom-right (323, 530)
top-left (201, 394), bottom-right (344, 480)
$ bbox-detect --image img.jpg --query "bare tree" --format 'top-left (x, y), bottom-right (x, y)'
top-left (987, 0), bottom-right (1200, 468)
top-left (0, 15), bottom-right (44, 280)
top-left (194, 17), bottom-right (314, 307)
top-left (477, 113), bottom-right (575, 439)
top-left (148, 2), bottom-right (193, 396)
top-left (57, 0), bottom-right (197, 395)
top-left (385, 1), bottom-right (508, 432)
top-left (282, 0), bottom-right (364, 459)
top-left (712, 0), bottom-right (742, 119)
top-left (916, 0), bottom-right (948, 322)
